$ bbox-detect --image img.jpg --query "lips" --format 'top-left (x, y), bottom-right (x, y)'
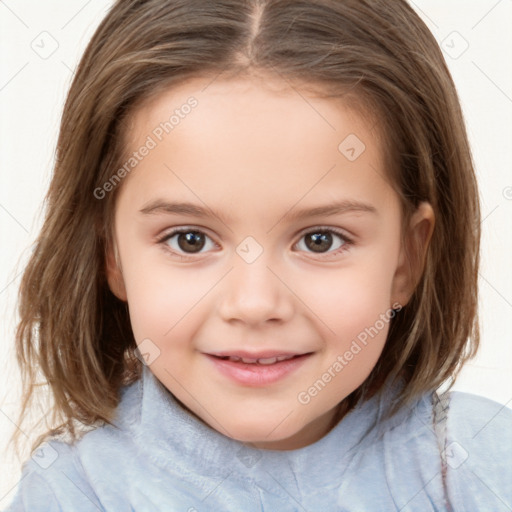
top-left (204, 351), bottom-right (314, 386)
top-left (206, 351), bottom-right (310, 365)
top-left (213, 354), bottom-right (300, 365)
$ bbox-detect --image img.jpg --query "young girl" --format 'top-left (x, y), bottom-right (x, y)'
top-left (5, 0), bottom-right (511, 510)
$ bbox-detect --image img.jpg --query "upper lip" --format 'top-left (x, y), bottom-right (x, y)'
top-left (205, 350), bottom-right (311, 359)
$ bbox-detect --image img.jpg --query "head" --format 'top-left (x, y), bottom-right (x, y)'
top-left (15, 0), bottom-right (480, 452)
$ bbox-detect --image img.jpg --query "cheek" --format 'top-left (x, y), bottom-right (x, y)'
top-left (291, 258), bottom-right (396, 393)
top-left (123, 258), bottom-right (214, 346)
top-left (296, 262), bottom-right (395, 335)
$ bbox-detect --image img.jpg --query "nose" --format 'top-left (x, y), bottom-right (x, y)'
top-left (218, 257), bottom-right (294, 327)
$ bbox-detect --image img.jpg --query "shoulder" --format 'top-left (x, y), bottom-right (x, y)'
top-left (443, 391), bottom-right (512, 511)
top-left (3, 440), bottom-right (104, 512)
top-left (448, 391), bottom-right (512, 437)
top-left (4, 381), bottom-right (142, 512)
top-left (444, 390), bottom-right (512, 456)
top-left (369, 385), bottom-right (512, 511)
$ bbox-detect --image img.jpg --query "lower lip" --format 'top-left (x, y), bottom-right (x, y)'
top-left (205, 353), bottom-right (312, 387)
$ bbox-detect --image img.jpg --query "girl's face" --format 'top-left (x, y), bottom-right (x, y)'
top-left (108, 75), bottom-right (433, 450)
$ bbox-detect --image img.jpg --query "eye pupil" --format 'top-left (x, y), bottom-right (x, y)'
top-left (306, 232), bottom-right (332, 253)
top-left (177, 231), bottom-right (205, 253)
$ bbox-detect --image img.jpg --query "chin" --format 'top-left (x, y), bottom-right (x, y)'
top-left (238, 430), bottom-right (311, 451)
top-left (231, 431), bottom-right (301, 450)
top-left (219, 415), bottom-right (309, 450)
top-left (221, 417), bottom-right (292, 443)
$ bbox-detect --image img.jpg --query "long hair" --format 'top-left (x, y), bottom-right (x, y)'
top-left (13, 0), bottom-right (480, 454)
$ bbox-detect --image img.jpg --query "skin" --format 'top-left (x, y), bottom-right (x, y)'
top-left (106, 74), bottom-right (434, 450)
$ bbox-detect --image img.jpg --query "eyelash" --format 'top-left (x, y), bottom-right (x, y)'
top-left (157, 226), bottom-right (354, 260)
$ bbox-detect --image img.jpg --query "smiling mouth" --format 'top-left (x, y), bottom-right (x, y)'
top-left (217, 354), bottom-right (297, 364)
top-left (204, 352), bottom-right (314, 386)
top-left (208, 353), bottom-right (313, 365)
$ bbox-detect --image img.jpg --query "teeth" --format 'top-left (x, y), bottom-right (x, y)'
top-left (226, 355), bottom-right (296, 364)
top-left (241, 357), bottom-right (259, 364)
top-left (256, 357), bottom-right (279, 365)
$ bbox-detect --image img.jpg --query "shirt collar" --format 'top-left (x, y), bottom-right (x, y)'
top-left (118, 365), bottom-right (422, 491)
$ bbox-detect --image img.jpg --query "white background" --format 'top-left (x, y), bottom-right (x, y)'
top-left (1, 0), bottom-right (511, 505)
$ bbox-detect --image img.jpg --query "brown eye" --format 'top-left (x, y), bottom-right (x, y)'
top-left (176, 231), bottom-right (205, 253)
top-left (162, 229), bottom-right (215, 255)
top-left (296, 229), bottom-right (349, 255)
top-left (304, 232), bottom-right (334, 253)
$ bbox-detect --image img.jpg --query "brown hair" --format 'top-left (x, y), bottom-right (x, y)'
top-left (13, 0), bottom-right (480, 454)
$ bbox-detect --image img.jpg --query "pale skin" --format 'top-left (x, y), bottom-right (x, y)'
top-left (106, 74), bottom-right (434, 450)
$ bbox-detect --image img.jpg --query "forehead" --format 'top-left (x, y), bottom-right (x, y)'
top-left (118, 75), bottom-right (395, 222)
top-left (126, 74), bottom-right (382, 153)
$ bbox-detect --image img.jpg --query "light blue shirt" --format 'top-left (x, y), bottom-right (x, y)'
top-left (4, 366), bottom-right (512, 511)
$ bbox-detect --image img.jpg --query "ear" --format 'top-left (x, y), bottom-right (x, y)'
top-left (391, 202), bottom-right (435, 308)
top-left (105, 239), bottom-right (127, 302)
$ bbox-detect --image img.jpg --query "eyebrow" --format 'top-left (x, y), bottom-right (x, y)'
top-left (139, 199), bottom-right (378, 224)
